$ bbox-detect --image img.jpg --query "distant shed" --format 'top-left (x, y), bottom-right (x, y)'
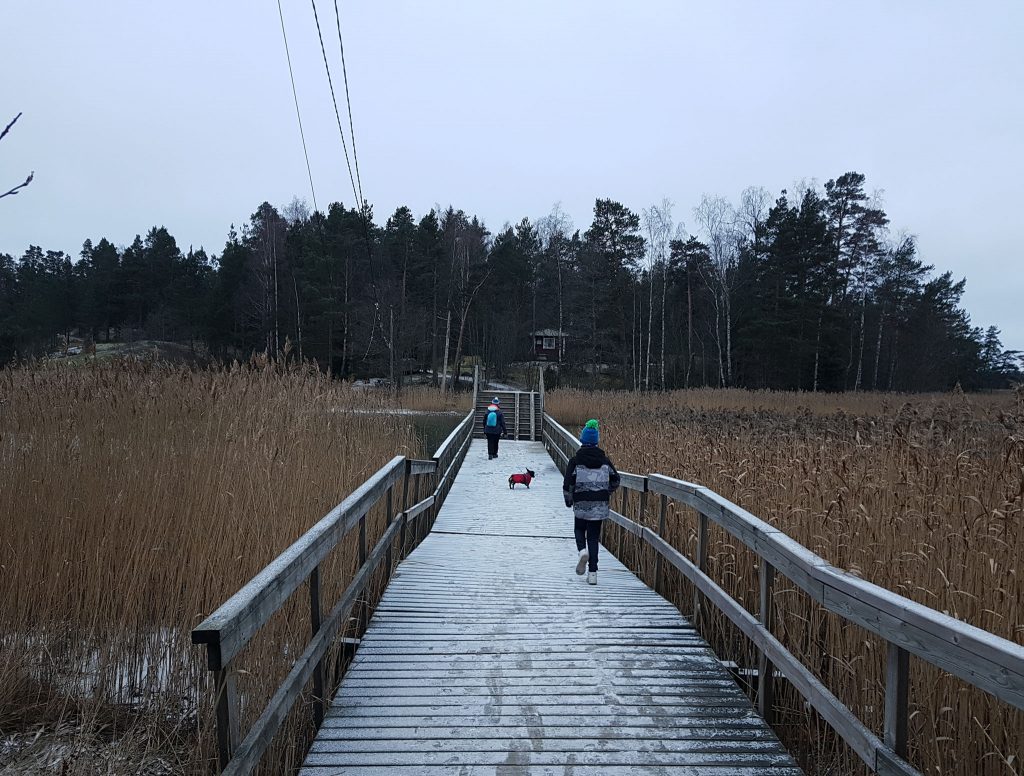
top-left (531, 329), bottom-right (567, 361)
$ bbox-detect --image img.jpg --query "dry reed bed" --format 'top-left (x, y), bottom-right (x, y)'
top-left (0, 361), bottom-right (459, 774)
top-left (548, 388), bottom-right (1024, 776)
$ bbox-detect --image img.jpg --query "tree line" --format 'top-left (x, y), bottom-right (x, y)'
top-left (1, 171), bottom-right (1020, 391)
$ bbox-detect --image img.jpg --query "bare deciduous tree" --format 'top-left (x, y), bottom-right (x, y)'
top-left (642, 199), bottom-right (674, 390)
top-left (694, 194), bottom-right (739, 386)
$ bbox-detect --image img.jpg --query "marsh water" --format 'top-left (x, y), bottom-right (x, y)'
top-left (408, 412), bottom-right (464, 456)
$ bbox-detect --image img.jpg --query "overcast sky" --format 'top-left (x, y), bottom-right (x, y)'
top-left (2, 1), bottom-right (1022, 348)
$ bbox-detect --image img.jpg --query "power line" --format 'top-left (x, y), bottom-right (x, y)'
top-left (332, 0), bottom-right (364, 207)
top-left (277, 0), bottom-right (318, 214)
top-left (310, 0), bottom-right (360, 210)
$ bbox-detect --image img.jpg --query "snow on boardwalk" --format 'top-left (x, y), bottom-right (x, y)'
top-left (300, 440), bottom-right (801, 776)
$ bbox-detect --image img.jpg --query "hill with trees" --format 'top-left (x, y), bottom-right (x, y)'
top-left (2, 171), bottom-right (1020, 391)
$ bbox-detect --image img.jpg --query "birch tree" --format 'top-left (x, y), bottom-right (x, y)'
top-left (693, 195), bottom-right (739, 386)
top-left (642, 200), bottom-right (674, 390)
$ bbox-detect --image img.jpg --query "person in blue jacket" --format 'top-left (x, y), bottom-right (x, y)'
top-left (483, 398), bottom-right (507, 459)
top-left (562, 419), bottom-right (619, 585)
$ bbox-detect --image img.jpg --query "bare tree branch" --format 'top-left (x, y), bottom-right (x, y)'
top-left (1, 112), bottom-right (33, 200)
top-left (0, 171), bottom-right (34, 200)
top-left (0, 112), bottom-right (23, 142)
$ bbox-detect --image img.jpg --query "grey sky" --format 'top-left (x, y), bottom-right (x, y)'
top-left (2, 1), bottom-right (1022, 349)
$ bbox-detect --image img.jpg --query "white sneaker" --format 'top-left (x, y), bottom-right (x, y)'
top-left (587, 571), bottom-right (597, 585)
top-left (575, 549), bottom-right (588, 576)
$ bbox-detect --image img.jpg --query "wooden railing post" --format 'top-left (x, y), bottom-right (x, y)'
top-left (213, 666), bottom-right (239, 770)
top-left (637, 488), bottom-right (647, 571)
top-left (384, 484), bottom-right (394, 575)
top-left (356, 513), bottom-right (368, 641)
top-left (514, 392), bottom-right (520, 440)
top-left (614, 491), bottom-right (622, 561)
top-left (413, 474), bottom-right (423, 545)
top-left (529, 392), bottom-right (535, 441)
top-left (654, 493), bottom-right (667, 592)
top-left (399, 459), bottom-right (411, 559)
top-left (694, 513), bottom-right (709, 630)
top-left (885, 642), bottom-right (910, 757)
top-left (758, 561), bottom-right (776, 724)
top-left (309, 565), bottom-right (325, 728)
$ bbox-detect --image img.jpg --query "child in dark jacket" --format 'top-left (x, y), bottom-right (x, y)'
top-left (483, 398), bottom-right (507, 459)
top-left (562, 419), bottom-right (620, 585)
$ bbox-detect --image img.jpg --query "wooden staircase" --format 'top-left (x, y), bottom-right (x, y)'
top-left (473, 389), bottom-right (543, 441)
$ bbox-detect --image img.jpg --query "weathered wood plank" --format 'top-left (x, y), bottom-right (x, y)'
top-left (300, 768), bottom-right (802, 776)
top-left (302, 751), bottom-right (800, 767)
top-left (619, 471), bottom-right (648, 492)
top-left (320, 707), bottom-right (763, 724)
top-left (402, 495), bottom-right (435, 522)
top-left (308, 738), bottom-right (791, 754)
top-left (407, 459), bottom-right (437, 475)
top-left (310, 727), bottom-right (779, 743)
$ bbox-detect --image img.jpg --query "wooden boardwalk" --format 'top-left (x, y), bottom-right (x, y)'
top-left (299, 440), bottom-right (801, 776)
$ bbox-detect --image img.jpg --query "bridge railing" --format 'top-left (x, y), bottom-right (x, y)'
top-left (192, 408), bottom-right (475, 775)
top-left (543, 413), bottom-right (1024, 776)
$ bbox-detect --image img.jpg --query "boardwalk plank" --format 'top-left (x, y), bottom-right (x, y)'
top-left (300, 439), bottom-right (800, 775)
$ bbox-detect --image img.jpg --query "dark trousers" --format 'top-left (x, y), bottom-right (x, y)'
top-left (486, 434), bottom-right (499, 457)
top-left (574, 517), bottom-right (602, 572)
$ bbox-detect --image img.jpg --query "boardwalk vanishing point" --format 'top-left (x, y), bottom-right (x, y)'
top-left (300, 439), bottom-right (800, 775)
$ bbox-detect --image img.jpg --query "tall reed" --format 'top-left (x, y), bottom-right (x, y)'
top-left (548, 387), bottom-right (1023, 776)
top-left (0, 360), bottom-right (458, 773)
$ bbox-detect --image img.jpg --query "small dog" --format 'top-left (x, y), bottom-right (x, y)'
top-left (508, 469), bottom-right (536, 489)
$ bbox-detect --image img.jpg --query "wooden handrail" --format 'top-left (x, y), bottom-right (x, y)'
top-left (192, 456), bottom-right (406, 670)
top-left (192, 407), bottom-right (475, 774)
top-left (542, 413), bottom-right (1024, 776)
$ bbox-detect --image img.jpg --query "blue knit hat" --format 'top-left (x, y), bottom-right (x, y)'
top-left (580, 418), bottom-right (599, 446)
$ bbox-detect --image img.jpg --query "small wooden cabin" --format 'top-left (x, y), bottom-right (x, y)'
top-left (531, 329), bottom-right (567, 361)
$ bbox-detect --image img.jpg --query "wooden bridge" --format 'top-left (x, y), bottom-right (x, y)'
top-left (193, 374), bottom-right (1024, 776)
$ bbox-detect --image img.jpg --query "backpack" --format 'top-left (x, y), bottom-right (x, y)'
top-left (486, 410), bottom-right (498, 428)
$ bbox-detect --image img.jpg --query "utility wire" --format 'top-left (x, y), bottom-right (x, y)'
top-left (277, 0), bottom-right (318, 214)
top-left (332, 0), bottom-right (364, 207)
top-left (310, 0), bottom-right (361, 210)
top-left (311, 0), bottom-right (378, 347)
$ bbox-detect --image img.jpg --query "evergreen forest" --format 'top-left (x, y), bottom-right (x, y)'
top-left (2, 171), bottom-right (1021, 391)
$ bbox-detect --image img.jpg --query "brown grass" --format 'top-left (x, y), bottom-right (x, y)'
top-left (548, 387), bottom-right (1024, 776)
top-left (0, 360), bottom-right (462, 773)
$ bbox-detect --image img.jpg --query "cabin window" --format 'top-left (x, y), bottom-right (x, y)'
top-left (543, 337), bottom-right (555, 350)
